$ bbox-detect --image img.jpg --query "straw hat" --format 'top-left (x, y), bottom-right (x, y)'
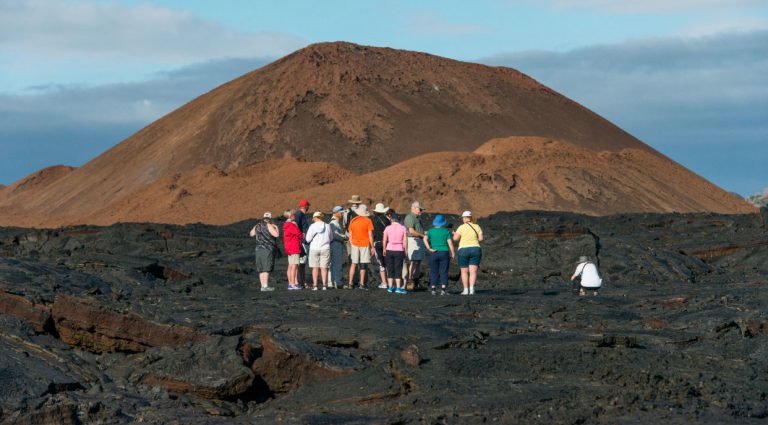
top-left (348, 195), bottom-right (362, 204)
top-left (373, 203), bottom-right (390, 214)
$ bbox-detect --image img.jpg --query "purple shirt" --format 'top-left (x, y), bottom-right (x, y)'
top-left (383, 223), bottom-right (407, 251)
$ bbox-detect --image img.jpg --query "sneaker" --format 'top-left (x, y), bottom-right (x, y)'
top-left (357, 285), bottom-right (367, 290)
top-left (431, 289), bottom-right (437, 295)
top-left (387, 287), bottom-right (395, 293)
top-left (287, 285), bottom-right (300, 290)
top-left (593, 291), bottom-right (599, 296)
top-left (395, 288), bottom-right (407, 294)
top-left (469, 287), bottom-right (475, 295)
top-left (378, 282), bottom-right (388, 289)
top-left (312, 287), bottom-right (318, 291)
top-left (440, 289), bottom-right (447, 296)
top-left (461, 288), bottom-right (469, 295)
top-left (260, 286), bottom-right (275, 292)
top-left (322, 286), bottom-right (327, 290)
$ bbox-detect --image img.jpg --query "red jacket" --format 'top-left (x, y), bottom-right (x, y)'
top-left (283, 221), bottom-right (303, 255)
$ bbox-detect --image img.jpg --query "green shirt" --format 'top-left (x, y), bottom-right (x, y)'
top-left (403, 213), bottom-right (424, 236)
top-left (426, 227), bottom-right (451, 251)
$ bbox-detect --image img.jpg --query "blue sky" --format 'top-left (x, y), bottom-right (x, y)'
top-left (1, 0), bottom-right (766, 196)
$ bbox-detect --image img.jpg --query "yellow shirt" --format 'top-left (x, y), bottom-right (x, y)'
top-left (456, 223), bottom-right (482, 249)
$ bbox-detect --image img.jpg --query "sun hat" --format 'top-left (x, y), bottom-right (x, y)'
top-left (298, 199), bottom-right (310, 207)
top-left (332, 205), bottom-right (344, 213)
top-left (461, 210), bottom-right (472, 217)
top-left (356, 204), bottom-right (370, 216)
top-left (432, 214), bottom-right (447, 227)
top-left (312, 211), bottom-right (324, 219)
top-left (373, 203), bottom-right (390, 214)
top-left (263, 212), bottom-right (272, 219)
top-left (411, 201), bottom-right (424, 211)
top-left (579, 255), bottom-right (590, 263)
top-left (348, 195), bottom-right (362, 204)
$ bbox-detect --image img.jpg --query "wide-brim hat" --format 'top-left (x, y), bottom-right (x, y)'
top-left (356, 204), bottom-right (370, 216)
top-left (432, 214), bottom-right (447, 227)
top-left (348, 195), bottom-right (362, 204)
top-left (373, 203), bottom-right (390, 214)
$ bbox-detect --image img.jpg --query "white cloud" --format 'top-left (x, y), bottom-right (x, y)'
top-left (516, 0), bottom-right (765, 14)
top-left (0, 0), bottom-right (304, 62)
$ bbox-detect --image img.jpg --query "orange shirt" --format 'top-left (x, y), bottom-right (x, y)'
top-left (348, 216), bottom-right (374, 247)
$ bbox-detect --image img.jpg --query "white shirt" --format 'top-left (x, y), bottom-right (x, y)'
top-left (305, 221), bottom-right (333, 251)
top-left (574, 262), bottom-right (602, 288)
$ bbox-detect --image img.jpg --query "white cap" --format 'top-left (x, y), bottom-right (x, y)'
top-left (461, 210), bottom-right (472, 217)
top-left (263, 212), bottom-right (272, 218)
top-left (411, 201), bottom-right (424, 210)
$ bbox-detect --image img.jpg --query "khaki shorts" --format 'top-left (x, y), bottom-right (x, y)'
top-left (407, 237), bottom-right (425, 261)
top-left (287, 254), bottom-right (300, 265)
top-left (309, 249), bottom-right (331, 268)
top-left (350, 245), bottom-right (371, 264)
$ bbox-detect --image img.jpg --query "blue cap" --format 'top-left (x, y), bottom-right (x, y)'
top-left (332, 206), bottom-right (344, 213)
top-left (432, 214), bottom-right (447, 227)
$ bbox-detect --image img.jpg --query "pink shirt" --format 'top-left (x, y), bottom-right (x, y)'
top-left (383, 223), bottom-right (407, 251)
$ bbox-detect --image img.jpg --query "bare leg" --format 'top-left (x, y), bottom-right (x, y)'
top-left (259, 272), bottom-right (269, 287)
top-left (380, 269), bottom-right (387, 287)
top-left (469, 265), bottom-right (478, 288)
top-left (312, 267), bottom-right (319, 288)
top-left (387, 277), bottom-right (394, 288)
top-left (320, 268), bottom-right (328, 287)
top-left (359, 268), bottom-right (366, 288)
top-left (348, 263), bottom-right (357, 287)
top-left (460, 268), bottom-right (469, 292)
top-left (395, 278), bottom-right (402, 289)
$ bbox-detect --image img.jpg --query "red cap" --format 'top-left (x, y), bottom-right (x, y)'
top-left (298, 199), bottom-right (310, 207)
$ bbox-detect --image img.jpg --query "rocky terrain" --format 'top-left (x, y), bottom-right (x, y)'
top-left (0, 42), bottom-right (754, 227)
top-left (747, 188), bottom-right (768, 208)
top-left (1, 209), bottom-right (767, 424)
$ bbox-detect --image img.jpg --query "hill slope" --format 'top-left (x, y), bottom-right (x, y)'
top-left (0, 42), bottom-right (754, 227)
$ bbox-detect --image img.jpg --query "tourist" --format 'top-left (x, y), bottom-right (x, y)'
top-left (382, 213), bottom-right (408, 294)
top-left (282, 210), bottom-right (302, 290)
top-left (305, 211), bottom-right (334, 290)
top-left (424, 214), bottom-right (455, 295)
top-left (344, 195), bottom-right (362, 285)
top-left (404, 201), bottom-right (426, 290)
top-left (249, 212), bottom-right (280, 292)
top-left (453, 211), bottom-right (483, 295)
top-left (571, 255), bottom-right (603, 296)
top-left (329, 206), bottom-right (347, 289)
top-left (294, 199), bottom-right (311, 288)
top-left (347, 204), bottom-right (374, 289)
top-left (371, 203), bottom-right (391, 289)
top-left (344, 195), bottom-right (362, 231)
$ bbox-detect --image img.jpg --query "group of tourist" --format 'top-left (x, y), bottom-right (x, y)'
top-left (250, 196), bottom-right (602, 296)
top-left (248, 196), bottom-right (484, 295)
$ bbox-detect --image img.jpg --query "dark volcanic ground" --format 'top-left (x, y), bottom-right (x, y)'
top-left (1, 210), bottom-right (767, 424)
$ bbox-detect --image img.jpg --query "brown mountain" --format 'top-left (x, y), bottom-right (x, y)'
top-left (0, 42), bottom-right (754, 227)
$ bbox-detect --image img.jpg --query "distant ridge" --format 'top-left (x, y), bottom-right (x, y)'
top-left (0, 42), bottom-right (754, 227)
